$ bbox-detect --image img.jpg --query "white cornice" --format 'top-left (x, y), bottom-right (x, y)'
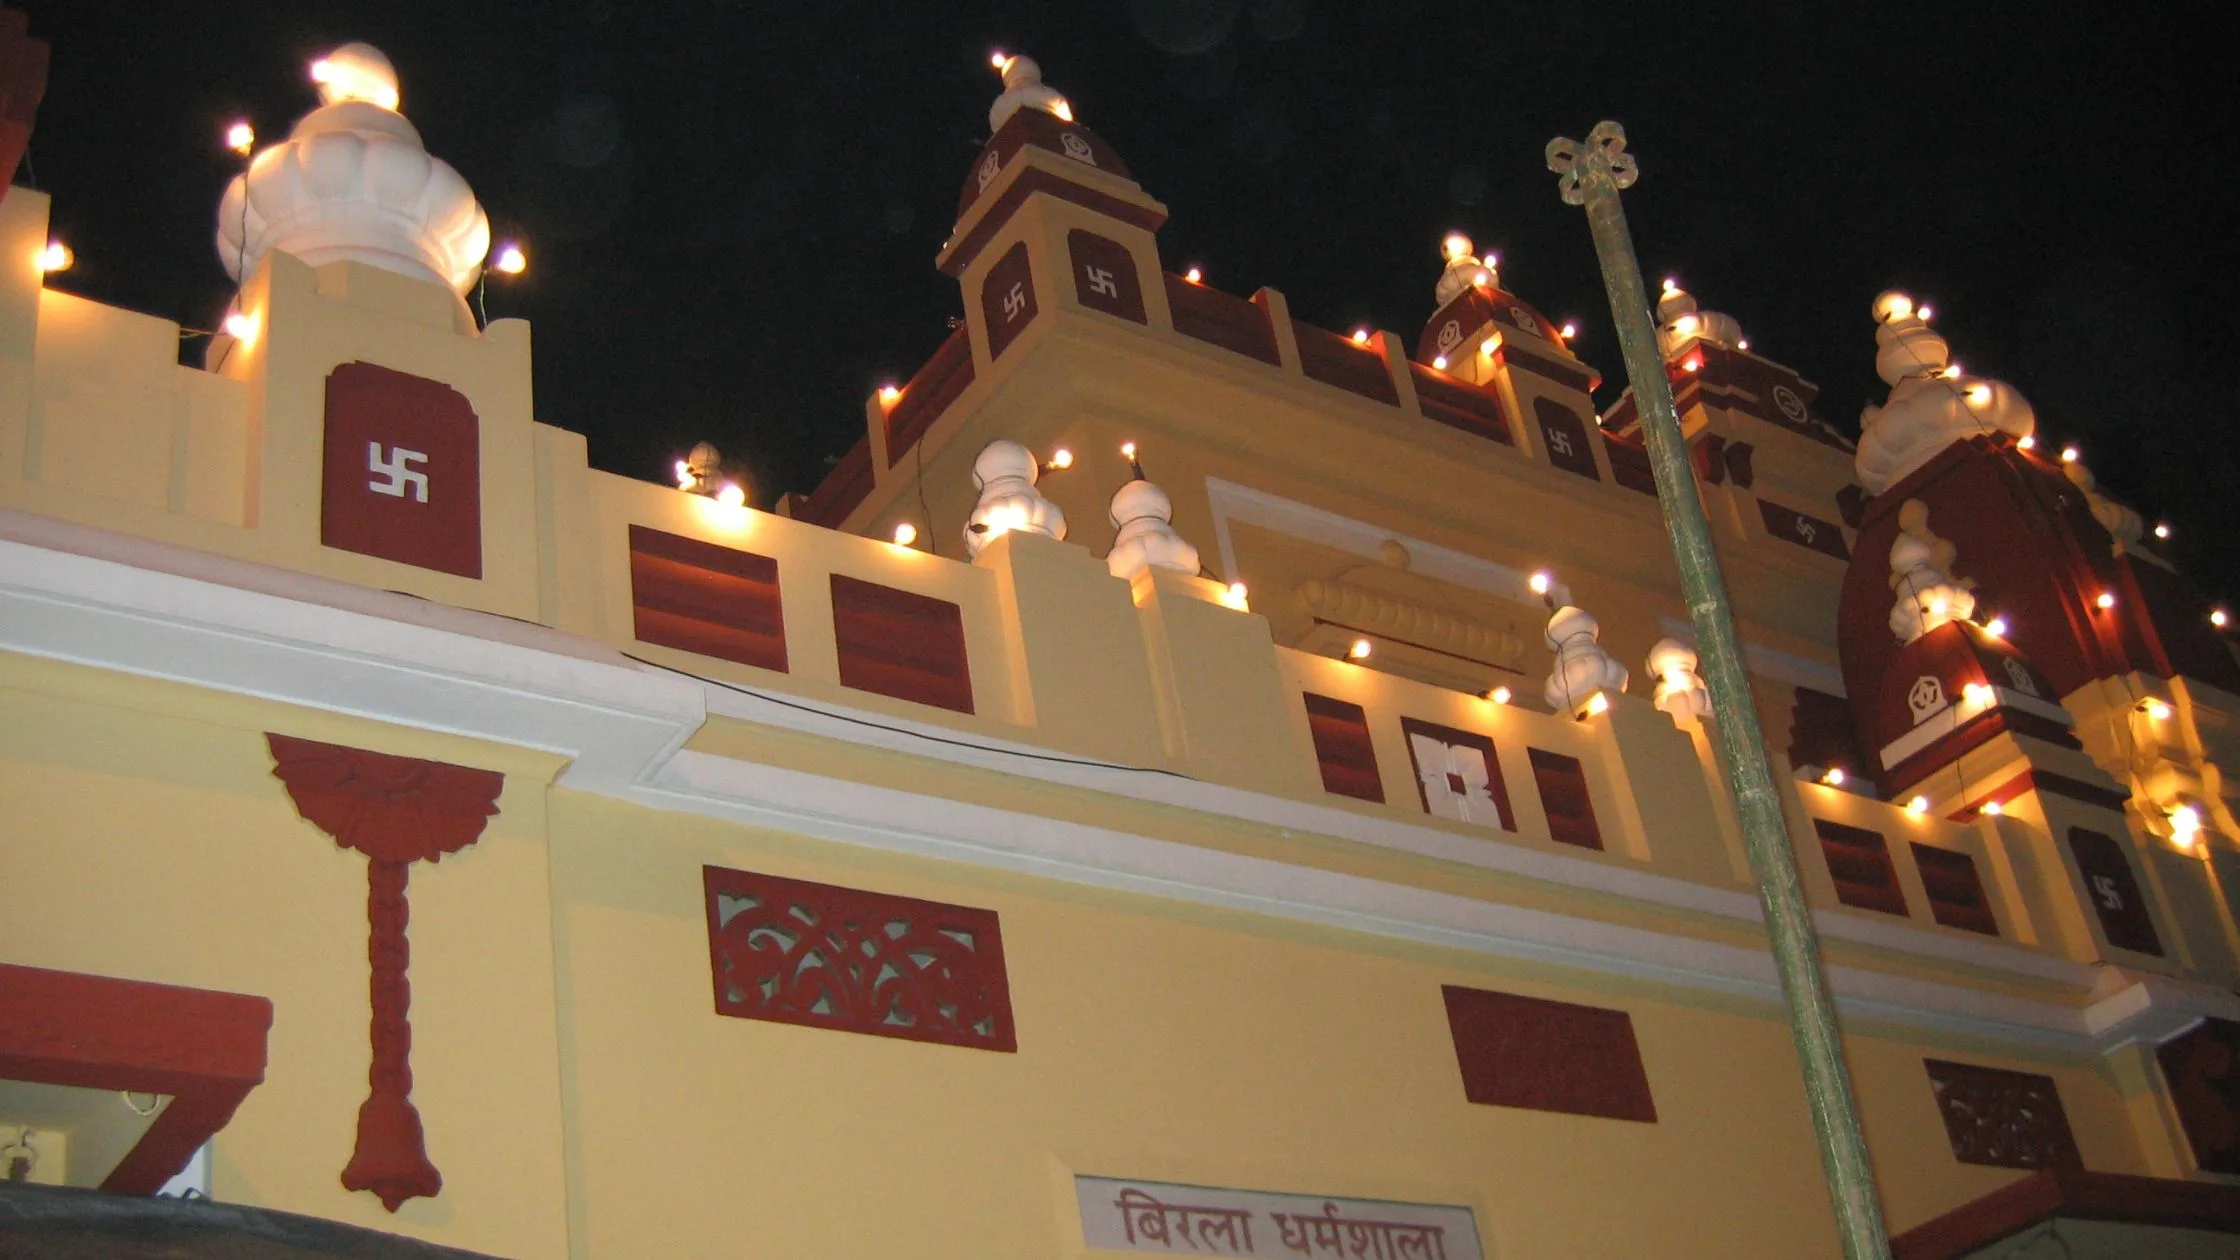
top-left (3, 513), bottom-right (2229, 1053)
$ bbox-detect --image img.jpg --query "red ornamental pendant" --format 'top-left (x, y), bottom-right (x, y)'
top-left (267, 734), bottom-right (502, 1212)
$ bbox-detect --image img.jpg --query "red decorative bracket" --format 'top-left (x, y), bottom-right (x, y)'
top-left (266, 733), bottom-right (502, 1212)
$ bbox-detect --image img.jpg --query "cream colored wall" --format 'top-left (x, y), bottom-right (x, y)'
top-left (0, 654), bottom-right (571, 1259)
top-left (544, 786), bottom-right (2151, 1259)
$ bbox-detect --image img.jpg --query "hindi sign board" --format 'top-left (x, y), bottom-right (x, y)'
top-left (1075, 1176), bottom-right (1482, 1259)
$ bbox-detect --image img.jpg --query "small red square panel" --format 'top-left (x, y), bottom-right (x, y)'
top-left (321, 361), bottom-right (482, 578)
top-left (1066, 229), bottom-right (1146, 324)
top-left (1442, 984), bottom-right (1656, 1122)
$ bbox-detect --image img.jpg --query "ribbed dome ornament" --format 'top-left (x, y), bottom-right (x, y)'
top-left (217, 43), bottom-right (491, 297)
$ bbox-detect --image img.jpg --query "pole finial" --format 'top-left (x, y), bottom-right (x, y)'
top-left (1545, 121), bottom-right (1637, 205)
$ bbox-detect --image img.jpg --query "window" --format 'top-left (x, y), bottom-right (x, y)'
top-left (1812, 819), bottom-right (1907, 916)
top-left (629, 525), bottom-right (787, 673)
top-left (1442, 985), bottom-right (1656, 1122)
top-left (1911, 843), bottom-right (1998, 935)
top-left (1303, 694), bottom-right (1382, 803)
top-left (829, 575), bottom-right (973, 713)
top-left (1527, 748), bottom-right (1601, 850)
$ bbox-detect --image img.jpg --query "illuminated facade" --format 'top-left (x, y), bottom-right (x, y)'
top-left (5, 25), bottom-right (2240, 1259)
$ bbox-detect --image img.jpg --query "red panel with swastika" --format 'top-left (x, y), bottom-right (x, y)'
top-left (320, 361), bottom-right (482, 578)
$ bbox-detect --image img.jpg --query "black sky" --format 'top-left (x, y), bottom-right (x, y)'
top-left (20, 1), bottom-right (2240, 605)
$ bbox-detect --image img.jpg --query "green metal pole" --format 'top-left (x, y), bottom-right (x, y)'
top-left (1546, 122), bottom-right (1892, 1259)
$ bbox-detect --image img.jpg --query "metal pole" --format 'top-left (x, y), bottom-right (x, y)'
top-left (1546, 122), bottom-right (1892, 1259)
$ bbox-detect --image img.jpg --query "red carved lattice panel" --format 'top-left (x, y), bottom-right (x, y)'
top-left (1925, 1059), bottom-right (2082, 1171)
top-left (702, 866), bottom-right (1017, 1053)
top-left (1441, 985), bottom-right (1656, 1123)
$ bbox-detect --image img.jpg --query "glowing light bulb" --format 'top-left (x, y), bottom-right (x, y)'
top-left (1681, 354), bottom-right (1702, 373)
top-left (225, 121), bottom-right (256, 155)
top-left (1432, 355), bottom-right (1449, 370)
top-left (1184, 266), bottom-right (1203, 284)
top-left (2154, 523), bottom-right (2170, 540)
top-left (222, 311), bottom-right (258, 344)
top-left (1047, 448), bottom-right (1073, 470)
top-left (2060, 445), bottom-right (2079, 464)
top-left (1560, 322), bottom-right (1578, 340)
top-left (1225, 581), bottom-right (1249, 610)
top-left (1963, 682), bottom-right (1995, 707)
top-left (1941, 364), bottom-right (1962, 379)
top-left (1966, 384), bottom-right (1992, 405)
top-left (1584, 692), bottom-right (1610, 716)
top-left (1120, 441), bottom-right (1137, 461)
top-left (2142, 698), bottom-right (2173, 720)
top-left (1528, 571), bottom-right (1552, 597)
top-left (990, 50), bottom-right (1010, 71)
top-left (2214, 609), bottom-right (2230, 629)
top-left (1981, 800), bottom-right (2004, 817)
top-left (1348, 638), bottom-right (1373, 661)
top-left (1906, 795), bottom-right (1930, 815)
top-left (1442, 233), bottom-right (1473, 262)
top-left (2172, 805), bottom-right (2203, 844)
top-left (2017, 434), bottom-right (2037, 451)
top-left (673, 460), bottom-right (692, 487)
top-left (1487, 686), bottom-right (1512, 705)
top-left (1481, 252), bottom-right (1497, 268)
top-left (2095, 591), bottom-right (2116, 610)
top-left (892, 522), bottom-right (919, 547)
top-left (1984, 616), bottom-right (2009, 638)
top-left (35, 241), bottom-right (70, 273)
top-left (1674, 314), bottom-right (1699, 335)
top-left (492, 243), bottom-right (527, 275)
top-left (1051, 98), bottom-right (1074, 122)
top-left (1737, 338), bottom-right (1750, 350)
top-left (1821, 767), bottom-right (1846, 786)
top-left (1661, 277), bottom-right (1679, 294)
top-left (1928, 597), bottom-right (1948, 617)
top-left (1472, 267), bottom-right (1492, 288)
top-left (1916, 304), bottom-right (1932, 320)
top-left (716, 483), bottom-right (746, 508)
top-left (878, 384), bottom-right (902, 405)
top-left (1350, 328), bottom-right (1371, 345)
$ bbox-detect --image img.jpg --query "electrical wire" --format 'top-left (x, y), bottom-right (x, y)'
top-left (620, 651), bottom-right (1194, 779)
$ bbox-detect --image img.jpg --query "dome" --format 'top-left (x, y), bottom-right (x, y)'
top-left (217, 44), bottom-right (490, 297)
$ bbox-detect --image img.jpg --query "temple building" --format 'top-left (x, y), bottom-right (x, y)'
top-left (8, 19), bottom-right (2240, 1259)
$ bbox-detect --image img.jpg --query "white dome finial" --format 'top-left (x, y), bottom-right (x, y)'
top-left (1434, 233), bottom-right (1496, 306)
top-left (1887, 500), bottom-right (1977, 644)
top-left (988, 53), bottom-right (1073, 132)
top-left (1654, 282), bottom-right (1744, 361)
top-left (1855, 292), bottom-right (2035, 493)
top-left (1647, 638), bottom-right (1711, 724)
top-left (310, 43), bottom-right (399, 111)
top-left (1542, 604), bottom-right (1629, 713)
top-left (217, 44), bottom-right (490, 297)
top-left (965, 440), bottom-right (1067, 558)
top-left (1105, 477), bottom-right (1200, 581)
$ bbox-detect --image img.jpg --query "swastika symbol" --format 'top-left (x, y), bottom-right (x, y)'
top-left (1085, 265), bottom-right (1118, 298)
top-left (1002, 282), bottom-right (1027, 320)
top-left (367, 443), bottom-right (428, 503)
top-left (1795, 519), bottom-right (1817, 542)
top-left (2092, 874), bottom-right (2125, 911)
top-left (1547, 427), bottom-right (1574, 457)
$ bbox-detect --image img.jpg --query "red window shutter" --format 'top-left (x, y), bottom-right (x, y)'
top-left (1303, 693), bottom-right (1383, 803)
top-left (703, 866), bottom-right (1015, 1053)
top-left (1911, 843), bottom-right (1999, 936)
top-left (1442, 985), bottom-right (1656, 1123)
top-left (829, 575), bottom-right (973, 714)
top-left (1527, 748), bottom-right (1602, 850)
top-left (1923, 1060), bottom-right (2081, 1170)
top-left (1812, 819), bottom-right (1908, 916)
top-left (628, 526), bottom-right (788, 673)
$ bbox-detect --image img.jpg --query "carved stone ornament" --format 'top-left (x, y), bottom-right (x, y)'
top-left (1855, 291), bottom-right (2035, 494)
top-left (1105, 478), bottom-right (1200, 581)
top-left (1543, 604), bottom-right (1629, 712)
top-left (1924, 1059), bottom-right (2082, 1171)
top-left (266, 733), bottom-right (503, 1212)
top-left (1887, 499), bottom-right (1975, 644)
top-left (965, 439), bottom-right (1066, 558)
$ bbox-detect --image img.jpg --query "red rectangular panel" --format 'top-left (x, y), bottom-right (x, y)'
top-left (320, 361), bottom-right (482, 578)
top-left (1408, 364), bottom-right (1514, 447)
top-left (703, 866), bottom-right (1016, 1052)
top-left (830, 574), bottom-right (973, 713)
top-left (1757, 498), bottom-right (1852, 560)
top-left (1163, 275), bottom-right (1279, 364)
top-left (2157, 1017), bottom-right (2240, 1174)
top-left (1531, 397), bottom-right (1599, 481)
top-left (628, 525), bottom-right (787, 673)
top-left (1303, 693), bottom-right (1382, 803)
top-left (1526, 747), bottom-right (1601, 850)
top-left (1293, 323), bottom-right (1398, 405)
top-left (1911, 843), bottom-right (1999, 936)
top-left (1442, 985), bottom-right (1656, 1123)
top-left (980, 241), bottom-right (1038, 361)
top-left (1924, 1059), bottom-right (2081, 1170)
top-left (2066, 827), bottom-right (2163, 956)
top-left (885, 326), bottom-right (975, 468)
top-left (1813, 819), bottom-right (1909, 916)
top-left (795, 437), bottom-right (873, 528)
top-left (1600, 432), bottom-right (1659, 496)
top-left (1067, 229), bottom-right (1147, 324)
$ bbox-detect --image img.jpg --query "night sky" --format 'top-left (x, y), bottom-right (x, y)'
top-left (20, 2), bottom-right (2239, 605)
